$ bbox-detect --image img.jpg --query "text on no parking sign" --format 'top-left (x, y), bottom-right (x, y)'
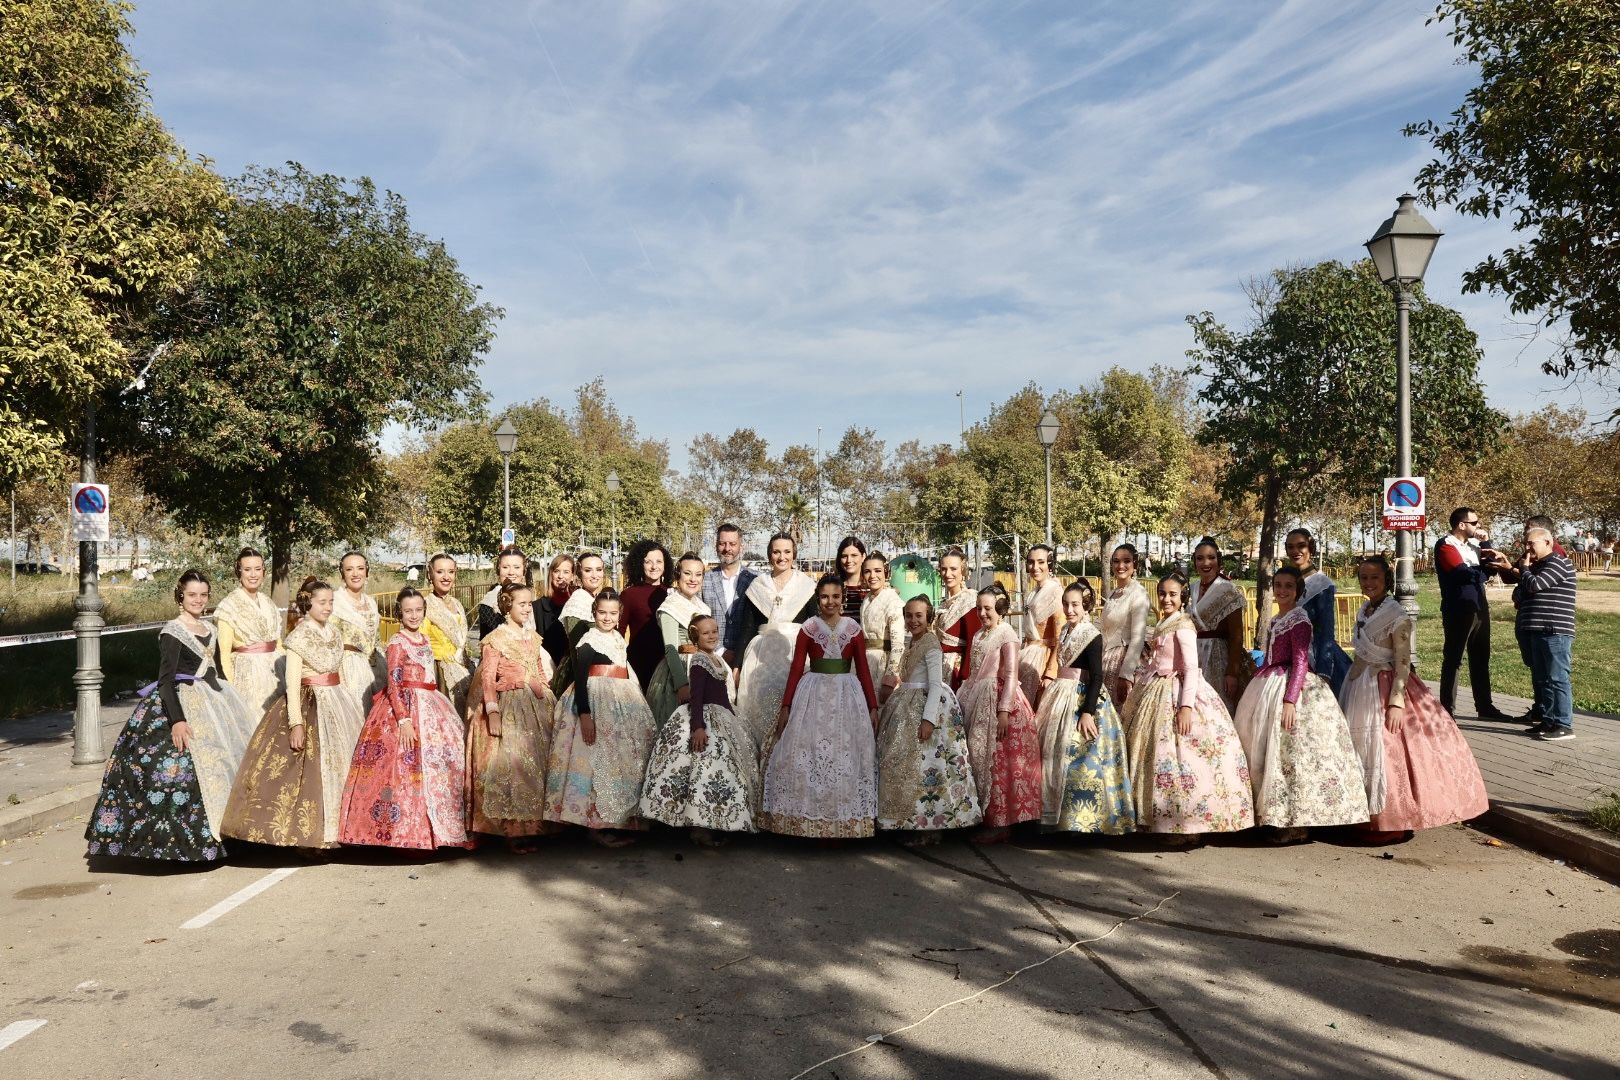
top-left (1382, 476), bottom-right (1426, 531)
top-left (71, 482), bottom-right (110, 542)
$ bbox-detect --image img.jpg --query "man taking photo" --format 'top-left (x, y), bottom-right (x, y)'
top-left (1491, 523), bottom-right (1577, 741)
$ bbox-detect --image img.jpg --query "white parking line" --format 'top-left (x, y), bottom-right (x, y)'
top-left (180, 867), bottom-right (300, 930)
top-left (0, 1019), bottom-right (47, 1051)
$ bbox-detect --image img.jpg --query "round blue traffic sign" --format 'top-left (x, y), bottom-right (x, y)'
top-left (1388, 480), bottom-right (1421, 508)
top-left (73, 487), bottom-right (106, 514)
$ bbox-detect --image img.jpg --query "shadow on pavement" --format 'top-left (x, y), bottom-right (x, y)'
top-left (453, 828), bottom-right (1618, 1079)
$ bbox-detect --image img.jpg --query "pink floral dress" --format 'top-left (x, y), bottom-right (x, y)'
top-left (958, 622), bottom-right (1042, 828)
top-left (1120, 612), bottom-right (1254, 834)
top-left (339, 631), bottom-right (470, 849)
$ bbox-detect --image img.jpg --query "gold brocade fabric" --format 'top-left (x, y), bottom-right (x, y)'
top-left (221, 690), bottom-right (327, 848)
top-left (425, 592), bottom-right (472, 714)
top-left (465, 625), bottom-right (553, 832)
top-left (221, 620), bottom-right (365, 846)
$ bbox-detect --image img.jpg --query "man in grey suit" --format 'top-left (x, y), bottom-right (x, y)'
top-left (701, 522), bottom-right (757, 668)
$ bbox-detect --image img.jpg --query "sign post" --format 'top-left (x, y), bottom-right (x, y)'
top-left (1381, 476), bottom-right (1426, 532)
top-left (72, 403), bottom-right (107, 765)
top-left (71, 483), bottom-right (110, 542)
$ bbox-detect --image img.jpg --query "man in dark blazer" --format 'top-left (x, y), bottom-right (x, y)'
top-left (1434, 506), bottom-right (1510, 720)
top-left (701, 522), bottom-right (758, 668)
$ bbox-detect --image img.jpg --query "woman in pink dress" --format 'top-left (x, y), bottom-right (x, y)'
top-left (1339, 556), bottom-right (1489, 843)
top-left (339, 587), bottom-right (471, 851)
top-left (1121, 571), bottom-right (1254, 844)
top-left (958, 584), bottom-right (1041, 842)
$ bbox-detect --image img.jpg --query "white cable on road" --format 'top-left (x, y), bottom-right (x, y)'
top-left (180, 867), bottom-right (300, 930)
top-left (785, 890), bottom-right (1181, 1080)
top-left (0, 1019), bottom-right (47, 1051)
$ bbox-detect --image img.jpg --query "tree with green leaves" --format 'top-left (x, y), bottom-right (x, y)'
top-left (1069, 368), bottom-right (1191, 551)
top-left (821, 427), bottom-right (891, 537)
top-left (1408, 0), bottom-right (1620, 381)
top-left (0, 0), bottom-right (227, 484)
top-left (1189, 259), bottom-right (1501, 631)
top-left (777, 492), bottom-right (812, 550)
top-left (959, 373), bottom-right (1188, 557)
top-left (685, 428), bottom-right (772, 533)
top-left (118, 164), bottom-right (500, 594)
top-left (382, 434), bottom-right (440, 566)
top-left (917, 459), bottom-right (989, 548)
top-left (430, 388), bottom-right (705, 561)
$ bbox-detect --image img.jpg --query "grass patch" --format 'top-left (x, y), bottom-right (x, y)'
top-left (1407, 586), bottom-right (1620, 715)
top-left (1589, 793), bottom-right (1620, 838)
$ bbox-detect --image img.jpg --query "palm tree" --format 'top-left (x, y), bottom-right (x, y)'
top-left (779, 492), bottom-right (811, 551)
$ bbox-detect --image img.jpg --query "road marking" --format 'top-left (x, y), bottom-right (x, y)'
top-left (180, 867), bottom-right (300, 930)
top-left (0, 1020), bottom-right (47, 1051)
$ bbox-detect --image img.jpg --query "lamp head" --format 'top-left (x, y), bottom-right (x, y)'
top-left (1365, 194), bottom-right (1441, 286)
top-left (606, 470), bottom-right (621, 493)
top-left (1036, 410), bottom-right (1060, 448)
top-left (493, 420), bottom-right (519, 456)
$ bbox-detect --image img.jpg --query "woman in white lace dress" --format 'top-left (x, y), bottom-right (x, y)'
top-left (758, 576), bottom-right (880, 839)
top-left (734, 533), bottom-right (817, 746)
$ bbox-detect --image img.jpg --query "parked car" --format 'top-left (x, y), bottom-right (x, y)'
top-left (13, 562), bottom-right (64, 575)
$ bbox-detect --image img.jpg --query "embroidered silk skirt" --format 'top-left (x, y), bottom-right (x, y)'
top-left (875, 684), bottom-right (980, 831)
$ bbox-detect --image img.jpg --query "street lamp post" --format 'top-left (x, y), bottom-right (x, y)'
top-left (493, 420), bottom-right (518, 538)
top-left (606, 469), bottom-right (621, 588)
top-left (72, 400), bottom-right (105, 765)
top-left (1036, 410), bottom-right (1059, 547)
top-left (815, 427), bottom-right (822, 568)
top-left (1365, 194), bottom-right (1442, 620)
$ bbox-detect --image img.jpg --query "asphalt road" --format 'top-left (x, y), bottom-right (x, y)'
top-left (1, 820), bottom-right (1616, 1079)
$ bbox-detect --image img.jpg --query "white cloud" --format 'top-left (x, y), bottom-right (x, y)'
top-left (126, 0), bottom-right (1591, 468)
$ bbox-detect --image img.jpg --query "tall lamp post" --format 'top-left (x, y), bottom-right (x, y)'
top-left (72, 400), bottom-right (105, 765)
top-left (1036, 410), bottom-right (1059, 547)
top-left (1365, 194), bottom-right (1442, 619)
top-left (493, 420), bottom-right (518, 538)
top-left (606, 469), bottom-right (621, 588)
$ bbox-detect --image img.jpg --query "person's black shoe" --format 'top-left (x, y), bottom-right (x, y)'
top-left (1535, 726), bottom-right (1576, 742)
top-left (1476, 706), bottom-right (1515, 722)
top-left (1524, 720), bottom-right (1557, 736)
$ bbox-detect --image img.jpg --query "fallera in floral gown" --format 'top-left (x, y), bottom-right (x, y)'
top-left (1121, 612), bottom-right (1254, 834)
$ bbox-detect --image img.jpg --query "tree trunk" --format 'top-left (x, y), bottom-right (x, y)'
top-left (1253, 470), bottom-right (1283, 649)
top-left (269, 528), bottom-right (293, 613)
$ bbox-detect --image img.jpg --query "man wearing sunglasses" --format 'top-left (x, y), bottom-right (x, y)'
top-left (1434, 507), bottom-right (1512, 721)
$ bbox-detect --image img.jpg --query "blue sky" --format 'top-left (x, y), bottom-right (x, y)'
top-left (127, 0), bottom-right (1595, 467)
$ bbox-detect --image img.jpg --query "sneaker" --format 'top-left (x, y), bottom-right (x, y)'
top-left (1524, 720), bottom-right (1555, 736)
top-left (1476, 706), bottom-right (1516, 722)
top-left (1535, 727), bottom-right (1576, 742)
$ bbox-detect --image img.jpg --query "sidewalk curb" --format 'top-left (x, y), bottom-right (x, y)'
top-left (1478, 804), bottom-right (1620, 882)
top-left (0, 782), bottom-right (101, 844)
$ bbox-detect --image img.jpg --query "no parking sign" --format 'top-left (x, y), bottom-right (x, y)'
top-left (1381, 476), bottom-right (1426, 531)
top-left (71, 483), bottom-right (110, 542)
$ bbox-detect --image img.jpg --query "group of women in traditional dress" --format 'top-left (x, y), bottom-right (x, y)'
top-left (85, 526), bottom-right (1490, 863)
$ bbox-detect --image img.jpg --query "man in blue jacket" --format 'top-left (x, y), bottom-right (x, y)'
top-left (701, 523), bottom-right (757, 668)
